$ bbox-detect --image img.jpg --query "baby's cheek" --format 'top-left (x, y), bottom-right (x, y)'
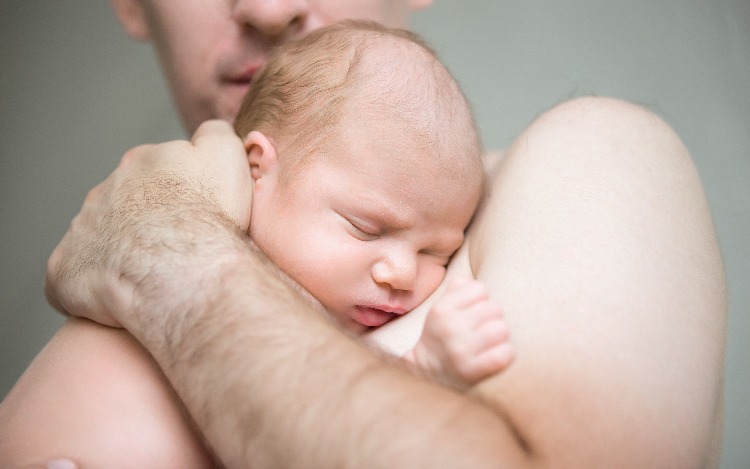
top-left (418, 265), bottom-right (448, 302)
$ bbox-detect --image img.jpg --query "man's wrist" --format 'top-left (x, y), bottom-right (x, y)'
top-left (114, 173), bottom-right (251, 345)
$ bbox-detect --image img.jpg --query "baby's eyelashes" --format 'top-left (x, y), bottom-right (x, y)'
top-left (342, 215), bottom-right (380, 241)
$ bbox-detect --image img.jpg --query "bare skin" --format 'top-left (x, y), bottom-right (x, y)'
top-left (0, 1), bottom-right (726, 466)
top-left (0, 95), bottom-right (726, 467)
top-left (0, 319), bottom-right (217, 468)
top-left (468, 97), bottom-right (726, 467)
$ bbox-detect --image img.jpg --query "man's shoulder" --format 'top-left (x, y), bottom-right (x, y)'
top-left (0, 319), bottom-right (216, 467)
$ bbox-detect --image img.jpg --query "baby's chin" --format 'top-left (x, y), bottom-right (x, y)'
top-left (326, 307), bottom-right (371, 335)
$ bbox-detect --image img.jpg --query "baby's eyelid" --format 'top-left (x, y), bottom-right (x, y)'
top-left (346, 217), bottom-right (379, 239)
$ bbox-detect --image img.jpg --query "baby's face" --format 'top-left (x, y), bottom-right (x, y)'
top-left (250, 133), bottom-right (481, 334)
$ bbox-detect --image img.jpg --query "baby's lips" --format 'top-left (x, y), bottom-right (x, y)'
top-left (353, 306), bottom-right (399, 327)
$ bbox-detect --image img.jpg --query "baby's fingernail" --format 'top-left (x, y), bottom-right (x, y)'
top-left (47, 459), bottom-right (77, 469)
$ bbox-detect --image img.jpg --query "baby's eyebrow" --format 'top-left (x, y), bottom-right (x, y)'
top-left (353, 201), bottom-right (412, 231)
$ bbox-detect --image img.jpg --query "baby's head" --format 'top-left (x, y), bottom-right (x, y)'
top-left (235, 21), bottom-right (486, 333)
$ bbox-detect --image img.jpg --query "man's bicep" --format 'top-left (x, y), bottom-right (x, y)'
top-left (468, 97), bottom-right (726, 467)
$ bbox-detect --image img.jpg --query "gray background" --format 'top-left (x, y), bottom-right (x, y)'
top-left (1, 1), bottom-right (748, 466)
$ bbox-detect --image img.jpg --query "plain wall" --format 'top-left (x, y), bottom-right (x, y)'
top-left (1, 1), bottom-right (748, 466)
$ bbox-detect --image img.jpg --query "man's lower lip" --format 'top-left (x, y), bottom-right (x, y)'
top-left (353, 307), bottom-right (396, 328)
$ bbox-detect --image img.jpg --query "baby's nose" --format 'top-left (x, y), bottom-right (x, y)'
top-left (371, 251), bottom-right (416, 292)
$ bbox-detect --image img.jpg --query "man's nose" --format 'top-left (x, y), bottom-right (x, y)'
top-left (231, 0), bottom-right (311, 38)
top-left (371, 251), bottom-right (417, 292)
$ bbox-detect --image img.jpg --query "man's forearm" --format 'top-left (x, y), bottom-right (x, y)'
top-left (132, 238), bottom-right (529, 468)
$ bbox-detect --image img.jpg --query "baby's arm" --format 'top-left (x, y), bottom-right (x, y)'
top-left (402, 277), bottom-right (514, 390)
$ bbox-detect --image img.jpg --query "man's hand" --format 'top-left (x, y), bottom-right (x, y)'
top-left (45, 120), bottom-right (251, 329)
top-left (404, 277), bottom-right (515, 390)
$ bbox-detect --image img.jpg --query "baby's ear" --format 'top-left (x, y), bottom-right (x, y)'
top-left (244, 131), bottom-right (278, 181)
top-left (111, 0), bottom-right (151, 40)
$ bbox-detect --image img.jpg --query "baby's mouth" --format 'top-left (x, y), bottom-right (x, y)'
top-left (352, 306), bottom-right (400, 328)
top-left (352, 303), bottom-right (410, 328)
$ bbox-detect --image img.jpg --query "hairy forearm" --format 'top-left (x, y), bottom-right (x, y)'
top-left (131, 234), bottom-right (527, 467)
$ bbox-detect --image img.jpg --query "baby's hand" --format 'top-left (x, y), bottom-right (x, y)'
top-left (404, 277), bottom-right (514, 390)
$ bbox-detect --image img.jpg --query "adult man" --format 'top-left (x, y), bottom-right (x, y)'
top-left (0, 1), bottom-right (727, 467)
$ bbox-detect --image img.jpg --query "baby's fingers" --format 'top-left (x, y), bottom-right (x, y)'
top-left (439, 278), bottom-right (490, 311)
top-left (455, 298), bottom-right (505, 332)
top-left (470, 317), bottom-right (511, 353)
top-left (469, 342), bottom-right (516, 383)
